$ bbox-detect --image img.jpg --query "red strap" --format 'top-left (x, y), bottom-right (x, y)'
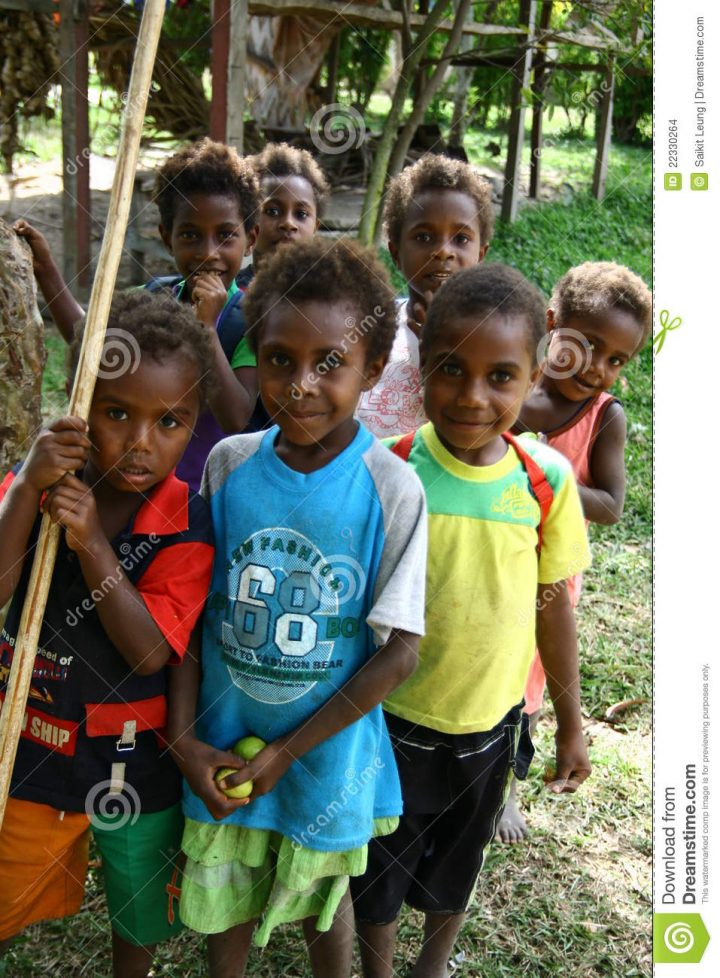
top-left (390, 429), bottom-right (553, 553)
top-left (502, 432), bottom-right (554, 552)
top-left (84, 695), bottom-right (167, 738)
top-left (390, 431), bottom-right (416, 461)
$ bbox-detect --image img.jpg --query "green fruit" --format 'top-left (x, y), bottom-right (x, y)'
top-left (215, 767), bottom-right (253, 799)
top-left (232, 735), bottom-right (267, 761)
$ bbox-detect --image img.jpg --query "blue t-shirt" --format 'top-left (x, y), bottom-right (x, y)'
top-left (183, 424), bottom-right (427, 850)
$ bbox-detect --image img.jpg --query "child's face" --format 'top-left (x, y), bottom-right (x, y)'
top-left (423, 312), bottom-right (537, 466)
top-left (160, 193), bottom-right (254, 292)
top-left (86, 353), bottom-right (200, 494)
top-left (547, 308), bottom-right (642, 402)
top-left (254, 176), bottom-right (319, 264)
top-left (257, 300), bottom-right (385, 462)
top-left (390, 189), bottom-right (488, 303)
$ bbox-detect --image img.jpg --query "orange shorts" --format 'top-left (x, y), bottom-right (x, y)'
top-left (0, 798), bottom-right (89, 941)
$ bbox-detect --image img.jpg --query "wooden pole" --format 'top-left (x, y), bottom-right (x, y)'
top-left (226, 0), bottom-right (249, 152)
top-left (528, 0), bottom-right (552, 200)
top-left (0, 0), bottom-right (167, 829)
top-left (592, 55), bottom-right (615, 201)
top-left (210, 0), bottom-right (230, 141)
top-left (501, 0), bottom-right (537, 224)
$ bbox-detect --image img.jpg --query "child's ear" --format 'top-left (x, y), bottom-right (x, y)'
top-left (159, 223), bottom-right (173, 254)
top-left (546, 308), bottom-right (556, 332)
top-left (361, 354), bottom-right (388, 391)
top-left (245, 226), bottom-right (258, 256)
top-left (478, 244), bottom-right (490, 261)
top-left (388, 241), bottom-right (400, 267)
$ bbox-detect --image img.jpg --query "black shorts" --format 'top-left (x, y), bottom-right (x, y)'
top-left (351, 705), bottom-right (534, 922)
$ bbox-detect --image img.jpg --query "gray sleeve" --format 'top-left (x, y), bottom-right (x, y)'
top-left (362, 441), bottom-right (427, 646)
top-left (200, 432), bottom-right (265, 502)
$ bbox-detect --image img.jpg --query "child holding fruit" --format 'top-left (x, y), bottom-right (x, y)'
top-left (167, 238), bottom-right (427, 978)
top-left (351, 264), bottom-right (592, 978)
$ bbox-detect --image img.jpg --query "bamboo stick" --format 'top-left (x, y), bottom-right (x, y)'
top-left (0, 0), bottom-right (166, 829)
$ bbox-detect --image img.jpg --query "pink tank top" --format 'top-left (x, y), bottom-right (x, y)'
top-left (546, 391), bottom-right (617, 488)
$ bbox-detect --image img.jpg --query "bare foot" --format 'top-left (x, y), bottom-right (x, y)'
top-left (494, 790), bottom-right (528, 844)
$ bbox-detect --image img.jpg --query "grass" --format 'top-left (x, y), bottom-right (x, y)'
top-left (4, 125), bottom-right (651, 976)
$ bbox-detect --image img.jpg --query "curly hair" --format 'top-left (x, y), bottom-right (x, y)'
top-left (252, 142), bottom-right (331, 215)
top-left (243, 238), bottom-right (398, 364)
top-left (550, 262), bottom-right (652, 350)
top-left (422, 263), bottom-right (546, 360)
top-left (384, 154), bottom-right (494, 248)
top-left (153, 138), bottom-right (259, 232)
top-left (68, 291), bottom-right (215, 406)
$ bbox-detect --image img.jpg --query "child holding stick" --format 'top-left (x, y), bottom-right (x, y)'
top-left (0, 292), bottom-right (219, 978)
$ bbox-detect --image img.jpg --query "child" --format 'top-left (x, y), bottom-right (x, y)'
top-left (356, 153), bottom-right (494, 438)
top-left (166, 238), bottom-right (428, 978)
top-left (0, 291), bottom-right (219, 978)
top-left (15, 138), bottom-right (261, 490)
top-left (230, 141), bottom-right (331, 430)
top-left (250, 141), bottom-right (330, 271)
top-left (496, 260), bottom-right (652, 843)
top-left (351, 264), bottom-right (592, 978)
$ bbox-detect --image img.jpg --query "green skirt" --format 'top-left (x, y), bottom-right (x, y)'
top-left (180, 817), bottom-right (398, 946)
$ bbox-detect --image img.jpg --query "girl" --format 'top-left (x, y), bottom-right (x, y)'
top-left (167, 238), bottom-right (427, 978)
top-left (496, 260), bottom-right (652, 843)
top-left (232, 142), bottom-right (331, 429)
top-left (356, 153), bottom-right (493, 438)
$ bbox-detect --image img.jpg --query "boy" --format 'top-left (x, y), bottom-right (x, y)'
top-left (351, 264), bottom-right (592, 978)
top-left (357, 153), bottom-right (494, 437)
top-left (227, 142), bottom-right (331, 431)
top-left (0, 292), bottom-right (226, 978)
top-left (15, 138), bottom-right (261, 489)
top-left (166, 238), bottom-right (428, 978)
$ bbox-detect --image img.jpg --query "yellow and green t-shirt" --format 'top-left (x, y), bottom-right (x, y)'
top-left (383, 423), bottom-right (590, 734)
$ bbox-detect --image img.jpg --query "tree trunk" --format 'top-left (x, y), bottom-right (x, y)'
top-left (0, 218), bottom-right (45, 471)
top-left (449, 0), bottom-right (499, 148)
top-left (358, 0), bottom-right (454, 245)
top-left (375, 0), bottom-right (473, 244)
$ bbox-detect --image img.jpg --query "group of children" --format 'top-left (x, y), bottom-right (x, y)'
top-left (0, 139), bottom-right (651, 978)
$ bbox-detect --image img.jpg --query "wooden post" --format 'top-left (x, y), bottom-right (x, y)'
top-left (59, 0), bottom-right (90, 292)
top-left (227, 0), bottom-right (249, 151)
top-left (528, 0), bottom-right (551, 199)
top-left (0, 0), bottom-right (167, 830)
top-left (592, 55), bottom-right (615, 201)
top-left (210, 0), bottom-right (230, 141)
top-left (501, 0), bottom-right (537, 223)
top-left (326, 30), bottom-right (341, 105)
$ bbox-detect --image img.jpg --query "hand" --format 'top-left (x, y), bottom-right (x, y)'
top-left (191, 272), bottom-right (227, 328)
top-left (173, 735), bottom-right (252, 821)
top-left (13, 219), bottom-right (53, 274)
top-left (43, 473), bottom-right (103, 553)
top-left (220, 737), bottom-right (294, 802)
top-left (408, 289), bottom-right (434, 338)
top-left (544, 727), bottom-right (591, 794)
top-left (21, 417), bottom-right (90, 493)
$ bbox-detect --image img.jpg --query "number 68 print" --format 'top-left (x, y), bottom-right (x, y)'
top-left (234, 564), bottom-right (321, 657)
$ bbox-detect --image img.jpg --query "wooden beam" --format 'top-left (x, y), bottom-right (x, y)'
top-left (501, 0), bottom-right (537, 223)
top-left (210, 0), bottom-right (230, 141)
top-left (0, 0), bottom-right (55, 11)
top-left (592, 56), bottom-right (615, 201)
top-left (246, 0), bottom-right (527, 37)
top-left (226, 0), bottom-right (249, 152)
